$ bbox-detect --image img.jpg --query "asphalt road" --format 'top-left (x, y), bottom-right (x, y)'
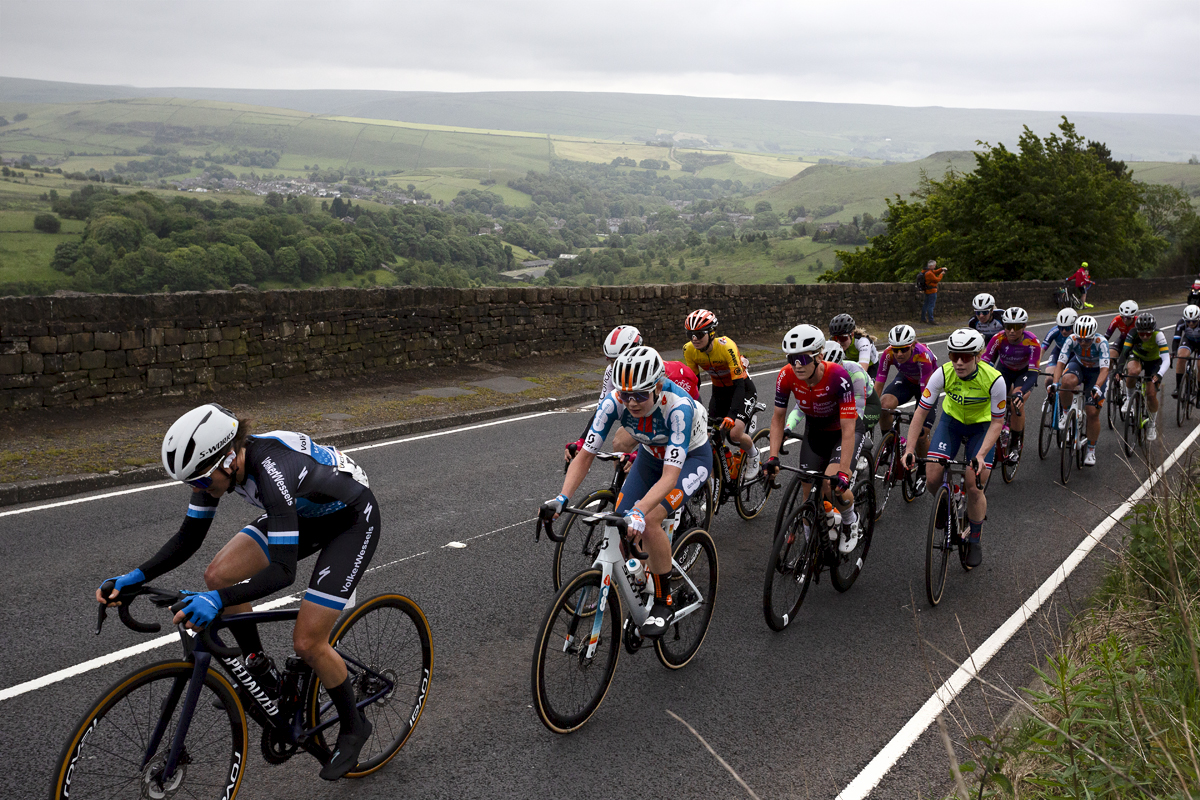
top-left (2, 301), bottom-right (1197, 800)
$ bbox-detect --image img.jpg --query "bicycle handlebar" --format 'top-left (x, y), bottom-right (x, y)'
top-left (912, 456), bottom-right (984, 489)
top-left (536, 505), bottom-right (631, 546)
top-left (96, 583), bottom-right (242, 658)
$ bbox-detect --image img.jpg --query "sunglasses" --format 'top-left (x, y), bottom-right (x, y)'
top-left (1004, 324), bottom-right (1025, 332)
top-left (975, 310), bottom-right (992, 316)
top-left (688, 331), bottom-right (710, 340)
top-left (948, 352), bottom-right (976, 363)
top-left (891, 345), bottom-right (912, 354)
top-left (618, 390), bottom-right (652, 403)
top-left (787, 353), bottom-right (816, 367)
top-left (185, 452), bottom-right (235, 489)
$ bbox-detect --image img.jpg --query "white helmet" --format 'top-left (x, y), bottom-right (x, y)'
top-left (613, 346), bottom-right (665, 392)
top-left (1183, 304), bottom-right (1200, 322)
top-left (972, 293), bottom-right (996, 313)
top-left (821, 340), bottom-right (845, 364)
top-left (946, 328), bottom-right (985, 354)
top-left (1074, 315), bottom-right (1098, 338)
top-left (782, 324), bottom-right (825, 355)
top-left (1056, 308), bottom-right (1078, 328)
top-left (603, 325), bottom-right (642, 359)
top-left (162, 403), bottom-right (239, 482)
top-left (887, 324), bottom-right (916, 347)
top-left (1001, 306), bottom-right (1028, 325)
top-left (1118, 300), bottom-right (1139, 319)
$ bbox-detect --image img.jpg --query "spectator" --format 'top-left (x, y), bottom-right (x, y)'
top-left (920, 260), bottom-right (947, 324)
top-left (1068, 262), bottom-right (1096, 308)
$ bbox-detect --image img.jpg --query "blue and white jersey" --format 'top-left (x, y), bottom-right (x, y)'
top-left (232, 431), bottom-right (366, 518)
top-left (584, 379), bottom-right (709, 468)
top-left (1041, 327), bottom-right (1072, 365)
top-left (1058, 333), bottom-right (1111, 370)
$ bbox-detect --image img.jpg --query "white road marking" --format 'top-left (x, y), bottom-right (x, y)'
top-left (836, 417), bottom-right (1200, 800)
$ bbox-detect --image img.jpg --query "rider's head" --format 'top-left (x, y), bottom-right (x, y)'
top-left (972, 293), bottom-right (996, 319)
top-left (1073, 315), bottom-right (1098, 338)
top-left (613, 346), bottom-right (665, 417)
top-left (782, 324), bottom-right (825, 380)
top-left (603, 325), bottom-right (643, 360)
top-left (1119, 300), bottom-right (1139, 320)
top-left (945, 328), bottom-right (985, 376)
top-left (1135, 312), bottom-right (1157, 336)
top-left (1056, 307), bottom-right (1078, 333)
top-left (887, 324), bottom-right (917, 362)
top-left (1183, 305), bottom-right (1200, 326)
top-left (828, 313), bottom-right (856, 343)
top-left (1001, 307), bottom-right (1028, 341)
top-left (162, 404), bottom-right (246, 492)
top-left (684, 309), bottom-right (718, 349)
top-left (821, 340), bottom-right (846, 365)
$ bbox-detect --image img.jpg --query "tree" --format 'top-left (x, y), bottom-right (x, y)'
top-left (33, 213), bottom-right (61, 233)
top-left (754, 200), bottom-right (773, 213)
top-left (264, 191), bottom-right (284, 208)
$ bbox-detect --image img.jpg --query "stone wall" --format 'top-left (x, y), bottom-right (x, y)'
top-left (0, 277), bottom-right (1188, 411)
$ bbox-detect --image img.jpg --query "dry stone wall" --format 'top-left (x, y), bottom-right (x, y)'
top-left (0, 277), bottom-right (1188, 411)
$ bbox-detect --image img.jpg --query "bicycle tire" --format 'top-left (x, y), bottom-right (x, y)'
top-left (1061, 408), bottom-right (1076, 484)
top-left (307, 593), bottom-right (434, 778)
top-left (1177, 373), bottom-right (1187, 427)
top-left (682, 480), bottom-right (713, 534)
top-left (1188, 368), bottom-right (1197, 421)
top-left (552, 489), bottom-right (616, 590)
top-left (902, 464), bottom-right (920, 502)
top-left (830, 478), bottom-right (875, 592)
top-left (655, 527), bottom-right (718, 669)
top-left (734, 428), bottom-right (774, 520)
top-left (772, 473), bottom-right (805, 540)
top-left (1135, 391), bottom-right (1148, 451)
top-left (1106, 379), bottom-right (1120, 430)
top-left (531, 569), bottom-right (621, 734)
top-left (1038, 398), bottom-right (1054, 460)
top-left (51, 660), bottom-right (247, 800)
top-left (925, 486), bottom-right (953, 607)
top-left (873, 430), bottom-right (898, 519)
top-left (1122, 390), bottom-right (1137, 457)
top-left (763, 504), bottom-right (819, 631)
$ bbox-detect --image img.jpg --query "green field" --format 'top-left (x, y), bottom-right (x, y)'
top-left (0, 207), bottom-right (83, 290)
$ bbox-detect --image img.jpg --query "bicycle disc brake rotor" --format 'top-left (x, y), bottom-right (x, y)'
top-left (360, 667), bottom-right (396, 707)
top-left (141, 756), bottom-right (185, 799)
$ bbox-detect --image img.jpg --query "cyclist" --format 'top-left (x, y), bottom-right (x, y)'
top-left (1042, 308), bottom-right (1077, 376)
top-left (829, 313), bottom-right (880, 379)
top-left (96, 405), bottom-right (379, 780)
top-left (1068, 262), bottom-right (1095, 308)
top-left (1189, 280), bottom-right (1200, 308)
top-left (683, 308), bottom-right (761, 475)
top-left (788, 340), bottom-right (881, 437)
top-left (764, 324), bottom-right (862, 554)
top-left (968, 293), bottom-right (1005, 342)
top-left (1171, 304), bottom-right (1200, 399)
top-left (546, 346), bottom-right (711, 638)
top-left (873, 323), bottom-right (939, 491)
top-left (981, 307), bottom-right (1040, 461)
top-left (1050, 315), bottom-right (1111, 465)
top-left (1106, 300), bottom-right (1140, 363)
top-left (1119, 312), bottom-right (1170, 441)
top-left (902, 328), bottom-right (1005, 568)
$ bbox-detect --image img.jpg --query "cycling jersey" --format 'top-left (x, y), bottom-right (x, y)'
top-left (843, 335), bottom-right (879, 369)
top-left (586, 380), bottom-right (708, 468)
top-left (982, 331), bottom-right (1041, 373)
top-left (1041, 327), bottom-right (1072, 366)
top-left (1172, 320), bottom-right (1200, 353)
top-left (842, 360), bottom-right (872, 417)
top-left (920, 362), bottom-right (1006, 425)
top-left (969, 314), bottom-right (1005, 342)
top-left (774, 362), bottom-right (857, 432)
top-left (665, 361), bottom-right (701, 401)
top-left (1106, 316), bottom-right (1137, 349)
top-left (684, 336), bottom-right (748, 387)
top-left (1121, 330), bottom-right (1170, 378)
top-left (1058, 333), bottom-right (1112, 370)
top-left (876, 342), bottom-right (938, 388)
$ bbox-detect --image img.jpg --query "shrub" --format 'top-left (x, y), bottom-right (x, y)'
top-left (33, 213), bottom-right (61, 233)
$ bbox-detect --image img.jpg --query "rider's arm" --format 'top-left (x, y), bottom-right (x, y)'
top-left (1155, 333), bottom-right (1171, 378)
top-left (980, 333), bottom-right (1001, 366)
top-left (836, 372), bottom-right (858, 475)
top-left (769, 405), bottom-right (787, 459)
top-left (873, 349), bottom-right (891, 396)
top-left (1173, 322), bottom-right (1184, 356)
top-left (854, 335), bottom-right (872, 368)
top-left (135, 490), bottom-right (219, 581)
top-left (771, 367), bottom-right (793, 458)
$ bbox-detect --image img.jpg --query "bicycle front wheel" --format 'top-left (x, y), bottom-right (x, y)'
top-left (1122, 394), bottom-right (1136, 457)
top-left (552, 489), bottom-right (615, 590)
top-left (925, 486), bottom-right (953, 607)
top-left (763, 505), bottom-right (819, 630)
top-left (831, 478), bottom-right (875, 592)
top-left (873, 430), bottom-right (898, 518)
top-left (1002, 428), bottom-right (1023, 484)
top-left (531, 569), bottom-right (621, 734)
top-left (655, 527), bottom-right (718, 669)
top-left (1106, 381), bottom-right (1119, 430)
top-left (682, 479), bottom-right (713, 533)
top-left (308, 593), bottom-right (434, 778)
top-left (734, 428), bottom-right (774, 520)
top-left (772, 473), bottom-right (805, 541)
top-left (1177, 375), bottom-right (1187, 427)
top-left (51, 660), bottom-right (248, 800)
top-left (1061, 408), bottom-right (1076, 484)
top-left (1038, 398), bottom-right (1054, 460)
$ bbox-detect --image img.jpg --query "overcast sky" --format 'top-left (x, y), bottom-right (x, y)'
top-left (2, 0), bottom-right (1197, 115)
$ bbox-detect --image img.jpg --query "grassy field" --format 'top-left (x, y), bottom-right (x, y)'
top-left (1126, 161), bottom-right (1200, 204)
top-left (383, 171), bottom-right (532, 206)
top-left (0, 207), bottom-right (82, 290)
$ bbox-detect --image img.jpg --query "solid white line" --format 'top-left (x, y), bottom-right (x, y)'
top-left (0, 481), bottom-right (176, 518)
top-left (835, 418), bottom-right (1200, 800)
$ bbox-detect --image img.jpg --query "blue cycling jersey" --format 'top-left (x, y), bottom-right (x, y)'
top-left (1041, 327), bottom-right (1072, 364)
top-left (1057, 333), bottom-right (1112, 370)
top-left (584, 379), bottom-right (709, 468)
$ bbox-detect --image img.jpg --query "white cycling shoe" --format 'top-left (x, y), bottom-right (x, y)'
top-left (838, 520), bottom-right (860, 554)
top-left (745, 449), bottom-right (761, 477)
top-left (1083, 447), bottom-right (1096, 466)
top-left (1147, 418), bottom-right (1158, 442)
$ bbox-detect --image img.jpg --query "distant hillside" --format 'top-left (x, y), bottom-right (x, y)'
top-left (2, 76), bottom-right (1198, 162)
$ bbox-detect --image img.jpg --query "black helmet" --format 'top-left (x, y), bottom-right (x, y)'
top-left (829, 314), bottom-right (855, 336)
top-left (1135, 312), bottom-right (1156, 332)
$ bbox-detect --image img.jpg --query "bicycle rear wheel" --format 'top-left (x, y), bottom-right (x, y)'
top-left (830, 479), bottom-right (875, 592)
top-left (925, 486), bottom-right (953, 607)
top-left (873, 430), bottom-right (898, 519)
top-left (1106, 380), bottom-right (1119, 430)
top-left (682, 480), bottom-right (713, 533)
top-left (51, 660), bottom-right (247, 800)
top-left (552, 489), bottom-right (615, 590)
top-left (1061, 408), bottom-right (1076, 484)
top-left (655, 527), bottom-right (718, 669)
top-left (735, 428), bottom-right (775, 519)
top-left (763, 505), bottom-right (819, 631)
top-left (531, 569), bottom-right (621, 734)
top-left (308, 594), bottom-right (434, 777)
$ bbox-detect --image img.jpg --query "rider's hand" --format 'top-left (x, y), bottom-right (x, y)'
top-left (1011, 392), bottom-right (1024, 410)
top-left (1091, 385), bottom-right (1104, 401)
top-left (563, 440), bottom-right (583, 463)
top-left (625, 508), bottom-right (646, 539)
top-left (618, 452), bottom-right (635, 474)
top-left (833, 471), bottom-right (851, 493)
top-left (96, 568), bottom-right (145, 606)
top-left (1047, 382), bottom-right (1058, 394)
top-left (172, 589), bottom-right (223, 629)
top-left (1151, 374), bottom-right (1162, 387)
top-left (902, 451), bottom-right (916, 471)
top-left (541, 493), bottom-right (569, 520)
top-left (720, 417), bottom-right (736, 431)
top-left (762, 456), bottom-right (780, 477)
top-left (969, 456), bottom-right (984, 477)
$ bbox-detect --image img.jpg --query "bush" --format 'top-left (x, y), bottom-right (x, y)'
top-left (33, 213), bottom-right (61, 233)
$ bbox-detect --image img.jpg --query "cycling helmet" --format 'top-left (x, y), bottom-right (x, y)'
top-left (1001, 306), bottom-right (1028, 325)
top-left (1118, 300), bottom-right (1139, 319)
top-left (684, 309), bottom-right (718, 336)
top-left (1183, 304), bottom-right (1200, 322)
top-left (946, 328), bottom-right (985, 354)
top-left (1081, 261), bottom-right (1089, 269)
top-left (1135, 312), bottom-right (1157, 332)
top-left (782, 324), bottom-right (825, 355)
top-left (972, 293), bottom-right (996, 313)
top-left (1056, 308), bottom-right (1078, 328)
top-left (613, 346), bottom-right (665, 392)
top-left (1193, 280), bottom-right (1200, 290)
top-left (887, 324), bottom-right (916, 348)
top-left (602, 325), bottom-right (643, 359)
top-left (829, 314), bottom-right (856, 336)
top-left (162, 403), bottom-right (239, 482)
top-left (821, 340), bottom-right (846, 364)
top-left (1074, 315), bottom-right (1098, 338)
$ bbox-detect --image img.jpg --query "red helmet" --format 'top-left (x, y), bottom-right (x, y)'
top-left (685, 309), bottom-right (718, 336)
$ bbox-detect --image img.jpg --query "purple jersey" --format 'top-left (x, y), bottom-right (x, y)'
top-left (876, 342), bottom-right (938, 386)
top-left (982, 331), bottom-right (1042, 372)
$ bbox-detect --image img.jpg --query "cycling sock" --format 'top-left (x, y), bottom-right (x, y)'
top-left (968, 519), bottom-right (983, 542)
top-left (746, 444), bottom-right (759, 458)
top-left (651, 571), bottom-right (672, 608)
top-left (843, 507), bottom-right (858, 528)
top-left (328, 676), bottom-right (367, 737)
top-left (227, 621), bottom-right (263, 658)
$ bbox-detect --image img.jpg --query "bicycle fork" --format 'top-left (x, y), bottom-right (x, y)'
top-left (144, 651), bottom-right (212, 786)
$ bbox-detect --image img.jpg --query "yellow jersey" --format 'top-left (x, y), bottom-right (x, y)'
top-left (684, 336), bottom-right (748, 387)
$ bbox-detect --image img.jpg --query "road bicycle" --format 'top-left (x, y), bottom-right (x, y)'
top-left (1054, 284), bottom-right (1085, 311)
top-left (551, 450), bottom-right (712, 590)
top-left (1038, 369), bottom-right (1066, 460)
top-left (1106, 358), bottom-right (1129, 431)
top-left (1175, 354), bottom-right (1199, 427)
top-left (992, 388), bottom-right (1025, 484)
top-left (53, 584), bottom-right (433, 800)
top-left (871, 407), bottom-right (921, 519)
top-left (770, 426), bottom-right (873, 541)
top-left (917, 456), bottom-right (984, 607)
top-left (1120, 373), bottom-right (1154, 458)
top-left (707, 405), bottom-right (775, 521)
top-left (1057, 389), bottom-right (1089, 484)
top-left (762, 465), bottom-right (876, 631)
top-left (531, 506), bottom-right (717, 733)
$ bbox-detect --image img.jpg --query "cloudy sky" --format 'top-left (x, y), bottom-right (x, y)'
top-left (2, 0), bottom-right (1197, 115)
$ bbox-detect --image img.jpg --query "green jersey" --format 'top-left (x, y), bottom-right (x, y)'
top-left (920, 361), bottom-right (1006, 425)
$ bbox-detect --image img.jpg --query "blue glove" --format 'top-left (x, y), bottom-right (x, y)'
top-left (99, 568), bottom-right (144, 597)
top-left (625, 508), bottom-right (646, 538)
top-left (177, 590), bottom-right (223, 628)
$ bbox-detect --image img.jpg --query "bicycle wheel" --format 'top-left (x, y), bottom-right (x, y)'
top-left (552, 489), bottom-right (615, 590)
top-left (1134, 392), bottom-right (1149, 450)
top-left (1177, 374), bottom-right (1187, 427)
top-left (1122, 393), bottom-right (1137, 457)
top-left (925, 486), bottom-right (953, 607)
top-left (682, 480), bottom-right (713, 533)
top-left (901, 464), bottom-right (920, 502)
top-left (1106, 380), bottom-right (1119, 430)
top-left (1188, 368), bottom-right (1197, 420)
top-left (306, 594), bottom-right (434, 777)
top-left (735, 428), bottom-right (774, 520)
top-left (830, 479), bottom-right (875, 592)
top-left (51, 660), bottom-right (247, 800)
top-left (1002, 428), bottom-right (1023, 484)
top-left (531, 569), bottom-right (621, 733)
top-left (873, 430), bottom-right (899, 519)
top-left (655, 527), bottom-right (718, 669)
top-left (1061, 408), bottom-right (1076, 484)
top-left (1038, 398), bottom-right (1054, 460)
top-left (762, 504), bottom-right (819, 631)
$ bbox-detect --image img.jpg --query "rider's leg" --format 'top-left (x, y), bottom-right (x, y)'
top-left (879, 392), bottom-right (898, 434)
top-left (639, 504), bottom-right (672, 575)
top-left (730, 418), bottom-right (755, 453)
top-left (1085, 404), bottom-right (1101, 447)
top-left (1146, 379), bottom-right (1159, 414)
top-left (1061, 372), bottom-right (1079, 412)
top-left (204, 528), bottom-right (270, 655)
top-left (1175, 346), bottom-right (1191, 396)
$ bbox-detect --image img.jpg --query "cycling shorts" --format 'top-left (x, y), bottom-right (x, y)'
top-left (998, 365), bottom-right (1038, 395)
top-left (615, 443), bottom-right (713, 520)
top-left (708, 378), bottom-right (758, 427)
top-left (1063, 360), bottom-right (1106, 407)
top-left (862, 390), bottom-right (882, 433)
top-left (928, 415), bottom-right (995, 470)
top-left (239, 489), bottom-right (379, 611)
top-left (797, 427), bottom-right (865, 474)
top-left (884, 375), bottom-right (936, 429)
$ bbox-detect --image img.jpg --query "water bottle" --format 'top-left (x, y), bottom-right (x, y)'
top-left (626, 558), bottom-right (647, 593)
top-left (245, 652), bottom-right (281, 697)
top-left (277, 655), bottom-right (309, 712)
top-left (823, 501), bottom-right (841, 540)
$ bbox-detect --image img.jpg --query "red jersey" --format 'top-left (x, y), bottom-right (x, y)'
top-left (1106, 315), bottom-right (1136, 344)
top-left (1069, 267), bottom-right (1093, 289)
top-left (664, 361), bottom-right (700, 401)
top-left (774, 362), bottom-right (857, 432)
